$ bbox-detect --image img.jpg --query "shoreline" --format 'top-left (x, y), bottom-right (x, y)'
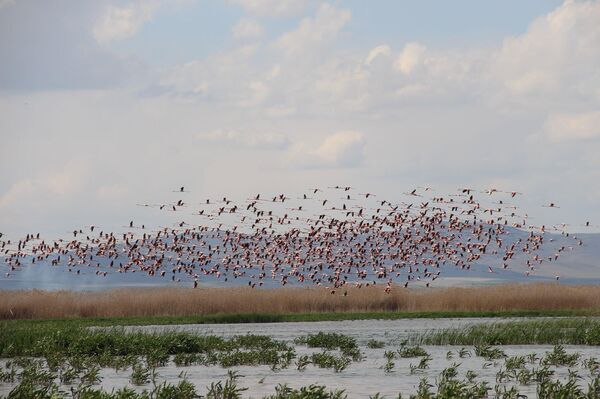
top-left (2, 309), bottom-right (600, 328)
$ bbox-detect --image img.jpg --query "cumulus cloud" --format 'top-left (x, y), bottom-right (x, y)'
top-left (159, 44), bottom-right (262, 101)
top-left (0, 179), bottom-right (35, 209)
top-left (394, 42), bottom-right (426, 75)
top-left (3, 0), bottom-right (600, 235)
top-left (227, 0), bottom-right (307, 17)
top-left (493, 0), bottom-right (600, 99)
top-left (275, 3), bottom-right (351, 56)
top-left (93, 1), bottom-right (160, 43)
top-left (544, 111), bottom-right (600, 142)
top-left (365, 44), bottom-right (391, 65)
top-left (232, 18), bottom-right (264, 39)
top-left (290, 131), bottom-right (365, 168)
top-left (0, 160), bottom-right (88, 209)
top-left (315, 131), bottom-right (365, 166)
top-left (196, 129), bottom-right (290, 149)
top-left (130, 0), bottom-right (600, 119)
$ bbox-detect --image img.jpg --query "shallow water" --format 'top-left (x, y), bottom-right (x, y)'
top-left (117, 317), bottom-right (541, 342)
top-left (3, 318), bottom-right (600, 398)
top-left (71, 345), bottom-right (596, 398)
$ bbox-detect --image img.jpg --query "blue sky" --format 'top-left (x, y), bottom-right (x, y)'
top-left (1, 0), bottom-right (599, 238)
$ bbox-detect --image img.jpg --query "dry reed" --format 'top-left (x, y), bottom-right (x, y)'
top-left (1, 283), bottom-right (600, 320)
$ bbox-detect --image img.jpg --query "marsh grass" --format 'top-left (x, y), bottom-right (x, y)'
top-left (398, 343), bottom-right (429, 358)
top-left (412, 318), bottom-right (600, 346)
top-left (0, 323), bottom-right (295, 373)
top-left (2, 283), bottom-right (600, 321)
top-left (294, 332), bottom-right (361, 361)
top-left (366, 339), bottom-right (385, 349)
top-left (4, 337), bottom-right (600, 398)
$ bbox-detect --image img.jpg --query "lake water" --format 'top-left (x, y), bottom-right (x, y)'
top-left (3, 318), bottom-right (600, 398)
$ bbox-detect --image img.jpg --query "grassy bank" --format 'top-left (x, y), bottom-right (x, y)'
top-left (3, 317), bottom-right (600, 360)
top-left (0, 308), bottom-right (598, 330)
top-left (2, 283), bottom-right (600, 320)
top-left (413, 318), bottom-right (600, 346)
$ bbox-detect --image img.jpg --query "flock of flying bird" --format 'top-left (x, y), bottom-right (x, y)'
top-left (0, 186), bottom-right (592, 292)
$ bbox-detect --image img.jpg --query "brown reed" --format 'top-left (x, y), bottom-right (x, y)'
top-left (1, 283), bottom-right (599, 320)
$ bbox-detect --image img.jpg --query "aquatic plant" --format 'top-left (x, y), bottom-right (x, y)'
top-left (504, 355), bottom-right (527, 371)
top-left (266, 383), bottom-right (347, 399)
top-left (412, 318), bottom-right (600, 346)
top-left (473, 344), bottom-right (506, 360)
top-left (309, 351), bottom-right (350, 373)
top-left (383, 350), bottom-right (396, 373)
top-left (542, 344), bottom-right (580, 367)
top-left (398, 343), bottom-right (429, 358)
top-left (130, 361), bottom-right (151, 386)
top-left (367, 339), bottom-right (385, 349)
top-left (295, 332), bottom-right (361, 361)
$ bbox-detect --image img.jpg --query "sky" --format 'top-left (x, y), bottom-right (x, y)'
top-left (1, 0), bottom-right (600, 238)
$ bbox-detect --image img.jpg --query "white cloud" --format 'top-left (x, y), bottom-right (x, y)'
top-left (544, 111), bottom-right (600, 142)
top-left (313, 59), bottom-right (369, 110)
top-left (0, 179), bottom-right (35, 209)
top-left (315, 131), bottom-right (365, 166)
top-left (153, 0), bottom-right (600, 118)
top-left (196, 129), bottom-right (290, 149)
top-left (290, 131), bottom-right (365, 168)
top-left (160, 44), bottom-right (260, 100)
top-left (240, 80), bottom-right (269, 107)
top-left (265, 105), bottom-right (296, 117)
top-left (365, 44), bottom-right (391, 65)
top-left (0, 160), bottom-right (87, 209)
top-left (4, 0), bottom-right (600, 236)
top-left (227, 0), bottom-right (307, 17)
top-left (394, 42), bottom-right (426, 75)
top-left (93, 1), bottom-right (160, 44)
top-left (232, 18), bottom-right (264, 39)
top-left (493, 0), bottom-right (600, 99)
top-left (275, 3), bottom-right (351, 56)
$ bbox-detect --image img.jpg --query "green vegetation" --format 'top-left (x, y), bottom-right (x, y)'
top-left (0, 322), bottom-right (296, 374)
top-left (3, 308), bottom-right (599, 328)
top-left (542, 343), bottom-right (581, 367)
top-left (307, 351), bottom-right (351, 373)
top-left (4, 316), bottom-right (600, 398)
top-left (265, 383), bottom-right (346, 399)
top-left (383, 350), bottom-right (395, 373)
top-left (2, 334), bottom-right (600, 398)
top-left (412, 317), bottom-right (600, 345)
top-left (294, 332), bottom-right (362, 361)
top-left (366, 339), bottom-right (385, 349)
top-left (398, 342), bottom-right (429, 358)
top-left (473, 344), bottom-right (506, 360)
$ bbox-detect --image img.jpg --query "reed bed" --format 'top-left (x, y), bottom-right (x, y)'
top-left (1, 283), bottom-right (600, 320)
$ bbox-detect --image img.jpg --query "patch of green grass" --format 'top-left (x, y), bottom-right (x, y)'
top-left (474, 344), bottom-right (506, 360)
top-left (0, 322), bottom-right (296, 374)
top-left (266, 383), bottom-right (347, 399)
top-left (411, 317), bottom-right (600, 345)
top-left (366, 339), bottom-right (385, 349)
top-left (398, 342), bottom-right (429, 358)
top-left (309, 351), bottom-right (351, 373)
top-left (294, 332), bottom-right (361, 361)
top-left (542, 344), bottom-right (580, 367)
top-left (3, 309), bottom-right (599, 328)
